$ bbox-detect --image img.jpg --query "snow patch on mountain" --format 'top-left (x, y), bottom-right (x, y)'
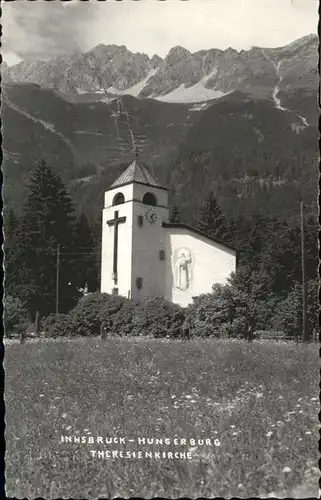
top-left (105, 69), bottom-right (158, 97)
top-left (155, 80), bottom-right (225, 103)
top-left (76, 87), bottom-right (89, 95)
top-left (124, 68), bottom-right (158, 96)
top-left (189, 102), bottom-right (210, 112)
top-left (100, 96), bottom-right (117, 103)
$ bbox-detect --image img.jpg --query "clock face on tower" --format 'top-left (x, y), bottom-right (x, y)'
top-left (144, 208), bottom-right (158, 224)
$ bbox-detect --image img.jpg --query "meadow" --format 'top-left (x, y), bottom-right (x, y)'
top-left (5, 337), bottom-right (319, 498)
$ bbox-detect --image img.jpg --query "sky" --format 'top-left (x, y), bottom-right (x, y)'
top-left (2, 0), bottom-right (318, 65)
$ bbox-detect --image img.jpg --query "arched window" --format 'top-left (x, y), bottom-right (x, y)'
top-left (112, 192), bottom-right (125, 206)
top-left (142, 192), bottom-right (157, 206)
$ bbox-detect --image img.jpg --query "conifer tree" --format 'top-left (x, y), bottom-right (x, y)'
top-left (16, 160), bottom-right (81, 318)
top-left (4, 208), bottom-right (21, 297)
top-left (197, 191), bottom-right (228, 240)
top-left (73, 213), bottom-right (99, 293)
top-left (170, 204), bottom-right (181, 223)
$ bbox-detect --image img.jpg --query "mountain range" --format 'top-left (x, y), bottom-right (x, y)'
top-left (2, 34), bottom-right (318, 224)
top-left (3, 34), bottom-right (317, 103)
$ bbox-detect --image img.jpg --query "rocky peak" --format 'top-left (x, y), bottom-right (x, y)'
top-left (150, 54), bottom-right (163, 68)
top-left (165, 46), bottom-right (192, 63)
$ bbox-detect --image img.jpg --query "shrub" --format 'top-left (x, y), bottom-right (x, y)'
top-left (42, 313), bottom-right (70, 338)
top-left (43, 293), bottom-right (130, 338)
top-left (184, 292), bottom-right (234, 338)
top-left (131, 297), bottom-right (186, 338)
top-left (66, 292), bottom-right (125, 337)
top-left (4, 295), bottom-right (29, 337)
top-left (99, 294), bottom-right (128, 326)
top-left (183, 265), bottom-right (279, 340)
top-left (109, 300), bottom-right (138, 337)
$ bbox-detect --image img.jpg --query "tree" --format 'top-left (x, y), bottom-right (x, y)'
top-left (16, 160), bottom-right (81, 319)
top-left (4, 295), bottom-right (29, 337)
top-left (272, 277), bottom-right (319, 341)
top-left (170, 204), bottom-right (181, 223)
top-left (225, 264), bottom-right (277, 340)
top-left (202, 264), bottom-right (278, 341)
top-left (182, 264), bottom-right (278, 341)
top-left (183, 291), bottom-right (235, 338)
top-left (73, 213), bottom-right (99, 293)
top-left (197, 191), bottom-right (229, 240)
top-left (4, 208), bottom-right (21, 296)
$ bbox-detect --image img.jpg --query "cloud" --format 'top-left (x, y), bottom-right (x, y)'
top-left (2, 0), bottom-right (94, 60)
top-left (2, 0), bottom-right (317, 61)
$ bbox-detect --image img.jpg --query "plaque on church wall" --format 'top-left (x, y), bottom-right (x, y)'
top-left (3, 1), bottom-right (318, 500)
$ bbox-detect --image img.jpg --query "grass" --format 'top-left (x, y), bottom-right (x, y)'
top-left (5, 337), bottom-right (319, 498)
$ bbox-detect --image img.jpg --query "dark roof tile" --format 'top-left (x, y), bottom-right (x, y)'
top-left (110, 158), bottom-right (165, 189)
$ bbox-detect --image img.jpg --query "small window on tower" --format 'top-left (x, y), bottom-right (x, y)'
top-left (159, 250), bottom-right (165, 261)
top-left (137, 215), bottom-right (143, 227)
top-left (136, 277), bottom-right (143, 289)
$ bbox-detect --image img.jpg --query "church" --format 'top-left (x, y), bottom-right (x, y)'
top-left (101, 153), bottom-right (237, 307)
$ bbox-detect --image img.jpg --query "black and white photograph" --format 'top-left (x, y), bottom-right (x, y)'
top-left (2, 0), bottom-right (319, 497)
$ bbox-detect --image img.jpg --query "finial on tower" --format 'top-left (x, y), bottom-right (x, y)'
top-left (133, 147), bottom-right (141, 160)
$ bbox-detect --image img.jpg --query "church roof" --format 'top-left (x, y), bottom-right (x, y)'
top-left (162, 222), bottom-right (238, 254)
top-left (109, 156), bottom-right (167, 191)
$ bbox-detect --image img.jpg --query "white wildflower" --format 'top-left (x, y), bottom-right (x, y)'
top-left (282, 466), bottom-right (292, 473)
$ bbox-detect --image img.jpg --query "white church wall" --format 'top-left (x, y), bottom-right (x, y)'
top-left (164, 228), bottom-right (236, 307)
top-left (131, 202), bottom-right (169, 301)
top-left (130, 181), bottom-right (169, 301)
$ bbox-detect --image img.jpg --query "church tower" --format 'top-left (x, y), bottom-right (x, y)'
top-left (101, 152), bottom-right (169, 301)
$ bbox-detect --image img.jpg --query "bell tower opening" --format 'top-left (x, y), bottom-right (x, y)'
top-left (112, 192), bottom-right (125, 206)
top-left (142, 192), bottom-right (157, 206)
